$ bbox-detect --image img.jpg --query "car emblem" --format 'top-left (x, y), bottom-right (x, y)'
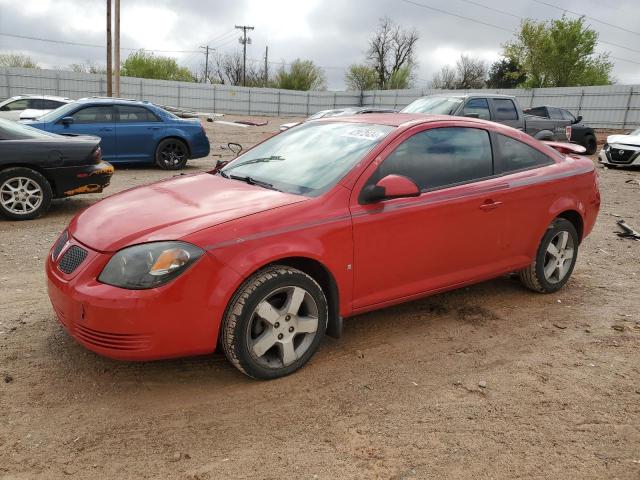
top-left (619, 150), bottom-right (625, 156)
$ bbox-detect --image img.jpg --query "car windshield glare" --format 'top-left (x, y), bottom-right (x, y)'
top-left (0, 118), bottom-right (58, 139)
top-left (402, 97), bottom-right (463, 115)
top-left (221, 122), bottom-right (393, 196)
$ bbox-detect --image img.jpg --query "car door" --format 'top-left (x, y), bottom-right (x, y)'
top-left (115, 105), bottom-right (166, 162)
top-left (51, 105), bottom-right (117, 161)
top-left (490, 98), bottom-right (522, 130)
top-left (349, 125), bottom-right (511, 310)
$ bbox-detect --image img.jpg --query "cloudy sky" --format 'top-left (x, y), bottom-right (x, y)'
top-left (0, 0), bottom-right (638, 89)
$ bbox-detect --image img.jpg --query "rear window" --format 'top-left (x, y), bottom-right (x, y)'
top-left (0, 118), bottom-right (57, 140)
top-left (493, 99), bottom-right (518, 121)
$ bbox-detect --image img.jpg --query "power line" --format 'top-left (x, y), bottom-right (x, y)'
top-left (531, 0), bottom-right (640, 37)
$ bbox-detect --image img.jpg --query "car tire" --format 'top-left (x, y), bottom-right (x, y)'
top-left (519, 218), bottom-right (579, 293)
top-left (584, 134), bottom-right (597, 155)
top-left (0, 167), bottom-right (52, 220)
top-left (155, 138), bottom-right (189, 170)
top-left (221, 265), bottom-right (328, 380)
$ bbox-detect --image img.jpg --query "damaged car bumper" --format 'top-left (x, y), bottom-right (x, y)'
top-left (598, 144), bottom-right (640, 166)
top-left (47, 161), bottom-right (115, 198)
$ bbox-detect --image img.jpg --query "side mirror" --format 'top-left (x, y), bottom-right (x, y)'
top-left (463, 112), bottom-right (480, 119)
top-left (360, 174), bottom-right (420, 204)
top-left (61, 116), bottom-right (74, 125)
top-left (574, 115), bottom-right (583, 124)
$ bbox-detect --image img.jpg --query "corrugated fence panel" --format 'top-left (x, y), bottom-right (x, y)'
top-left (0, 67), bottom-right (638, 127)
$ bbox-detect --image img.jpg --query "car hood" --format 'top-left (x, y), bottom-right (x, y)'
top-left (606, 134), bottom-right (640, 147)
top-left (70, 173), bottom-right (307, 252)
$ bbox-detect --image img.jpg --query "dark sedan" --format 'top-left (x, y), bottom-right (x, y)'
top-left (0, 118), bottom-right (113, 220)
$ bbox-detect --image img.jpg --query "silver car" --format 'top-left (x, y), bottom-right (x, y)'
top-left (0, 95), bottom-right (71, 121)
top-left (599, 128), bottom-right (640, 167)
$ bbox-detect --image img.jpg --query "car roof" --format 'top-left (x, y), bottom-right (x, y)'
top-left (423, 93), bottom-right (515, 100)
top-left (75, 97), bottom-right (154, 107)
top-left (315, 112), bottom-right (481, 127)
top-left (2, 94), bottom-right (71, 102)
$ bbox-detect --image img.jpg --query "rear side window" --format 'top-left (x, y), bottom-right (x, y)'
top-left (43, 100), bottom-right (65, 109)
top-left (493, 99), bottom-right (518, 121)
top-left (70, 106), bottom-right (114, 124)
top-left (496, 134), bottom-right (554, 173)
top-left (117, 105), bottom-right (160, 122)
top-left (462, 98), bottom-right (490, 120)
top-left (377, 127), bottom-right (493, 191)
top-left (526, 106), bottom-right (546, 117)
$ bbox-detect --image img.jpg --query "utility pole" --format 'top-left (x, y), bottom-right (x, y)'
top-left (264, 45), bottom-right (268, 86)
top-left (106, 0), bottom-right (112, 97)
top-left (200, 45), bottom-right (211, 83)
top-left (235, 25), bottom-right (254, 86)
top-left (114, 0), bottom-right (120, 97)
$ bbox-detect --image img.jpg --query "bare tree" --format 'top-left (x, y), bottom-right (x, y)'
top-left (367, 17), bottom-right (419, 89)
top-left (430, 55), bottom-right (487, 89)
top-left (430, 65), bottom-right (457, 89)
top-left (455, 55), bottom-right (487, 89)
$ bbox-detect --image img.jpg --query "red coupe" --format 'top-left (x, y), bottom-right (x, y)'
top-left (46, 114), bottom-right (600, 379)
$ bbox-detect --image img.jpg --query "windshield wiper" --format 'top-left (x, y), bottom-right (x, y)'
top-left (228, 174), bottom-right (281, 191)
top-left (224, 155), bottom-right (285, 171)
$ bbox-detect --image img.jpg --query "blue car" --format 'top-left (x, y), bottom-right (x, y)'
top-left (25, 98), bottom-right (210, 170)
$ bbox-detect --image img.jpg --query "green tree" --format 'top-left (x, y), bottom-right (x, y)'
top-left (0, 53), bottom-right (39, 69)
top-left (345, 64), bottom-right (378, 91)
top-left (503, 16), bottom-right (613, 87)
top-left (386, 66), bottom-right (411, 90)
top-left (120, 50), bottom-right (194, 82)
top-left (486, 58), bottom-right (526, 89)
top-left (274, 59), bottom-right (326, 91)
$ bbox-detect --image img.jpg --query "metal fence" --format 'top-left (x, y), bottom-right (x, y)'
top-left (1, 67), bottom-right (638, 128)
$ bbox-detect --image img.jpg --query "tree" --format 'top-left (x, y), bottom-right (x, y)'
top-left (68, 62), bottom-right (106, 74)
top-left (273, 59), bottom-right (326, 91)
top-left (503, 16), bottom-right (613, 87)
top-left (120, 50), bottom-right (194, 82)
top-left (455, 55), bottom-right (487, 89)
top-left (345, 64), bottom-right (378, 91)
top-left (367, 17), bottom-right (419, 89)
top-left (430, 55), bottom-right (486, 89)
top-left (0, 53), bottom-right (39, 69)
top-left (486, 58), bottom-right (526, 88)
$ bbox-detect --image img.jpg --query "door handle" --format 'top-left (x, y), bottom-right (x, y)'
top-left (479, 200), bottom-right (503, 211)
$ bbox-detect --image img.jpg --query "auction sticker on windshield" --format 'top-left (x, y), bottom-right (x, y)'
top-left (341, 127), bottom-right (387, 141)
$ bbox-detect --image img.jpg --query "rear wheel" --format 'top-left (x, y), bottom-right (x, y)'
top-left (0, 167), bottom-right (52, 220)
top-left (584, 134), bottom-right (597, 155)
top-left (519, 218), bottom-right (579, 293)
top-left (155, 138), bottom-right (188, 170)
top-left (221, 265), bottom-right (328, 380)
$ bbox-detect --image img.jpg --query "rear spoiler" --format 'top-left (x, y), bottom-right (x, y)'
top-left (542, 141), bottom-right (587, 155)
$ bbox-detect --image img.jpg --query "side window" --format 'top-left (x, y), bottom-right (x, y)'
top-left (70, 106), bottom-right (114, 124)
top-left (462, 98), bottom-right (490, 120)
top-left (43, 100), bottom-right (65, 109)
top-left (28, 99), bottom-right (45, 109)
top-left (560, 109), bottom-right (576, 122)
top-left (493, 99), bottom-right (518, 121)
top-left (526, 106), bottom-right (546, 117)
top-left (548, 107), bottom-right (563, 120)
top-left (376, 127), bottom-right (493, 191)
top-left (1, 99), bottom-right (30, 111)
top-left (496, 134), bottom-right (554, 173)
top-left (117, 105), bottom-right (160, 122)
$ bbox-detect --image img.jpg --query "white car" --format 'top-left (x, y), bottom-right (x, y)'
top-left (599, 128), bottom-right (640, 167)
top-left (0, 95), bottom-right (71, 122)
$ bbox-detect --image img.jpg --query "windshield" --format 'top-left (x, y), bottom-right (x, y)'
top-left (221, 122), bottom-right (394, 196)
top-left (402, 97), bottom-right (463, 115)
top-left (38, 102), bottom-right (78, 122)
top-left (0, 118), bottom-right (58, 140)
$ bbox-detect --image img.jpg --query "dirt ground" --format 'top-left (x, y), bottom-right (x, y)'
top-left (1, 116), bottom-right (639, 480)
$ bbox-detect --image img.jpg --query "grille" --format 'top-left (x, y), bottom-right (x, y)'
top-left (58, 245), bottom-right (88, 274)
top-left (74, 323), bottom-right (152, 351)
top-left (608, 147), bottom-right (638, 164)
top-left (51, 231), bottom-right (68, 260)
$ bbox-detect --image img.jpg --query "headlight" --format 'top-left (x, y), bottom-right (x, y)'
top-left (98, 241), bottom-right (204, 289)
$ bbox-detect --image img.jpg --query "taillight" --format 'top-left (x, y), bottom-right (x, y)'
top-left (92, 146), bottom-right (102, 164)
top-left (565, 126), bottom-right (572, 142)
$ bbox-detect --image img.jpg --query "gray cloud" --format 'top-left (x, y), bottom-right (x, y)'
top-left (0, 0), bottom-right (638, 89)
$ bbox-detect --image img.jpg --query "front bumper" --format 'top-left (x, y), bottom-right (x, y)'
top-left (46, 161), bottom-right (115, 198)
top-left (46, 235), bottom-right (241, 360)
top-left (598, 145), bottom-right (640, 166)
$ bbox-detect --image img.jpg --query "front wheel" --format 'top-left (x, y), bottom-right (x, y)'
top-left (519, 218), bottom-right (579, 293)
top-left (221, 265), bottom-right (328, 380)
top-left (0, 167), bottom-right (52, 220)
top-left (584, 135), bottom-right (597, 155)
top-left (155, 138), bottom-right (189, 170)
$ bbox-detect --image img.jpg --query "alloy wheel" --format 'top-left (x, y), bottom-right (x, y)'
top-left (0, 177), bottom-right (44, 215)
top-left (159, 142), bottom-right (186, 167)
top-left (248, 286), bottom-right (319, 368)
top-left (543, 230), bottom-right (575, 283)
